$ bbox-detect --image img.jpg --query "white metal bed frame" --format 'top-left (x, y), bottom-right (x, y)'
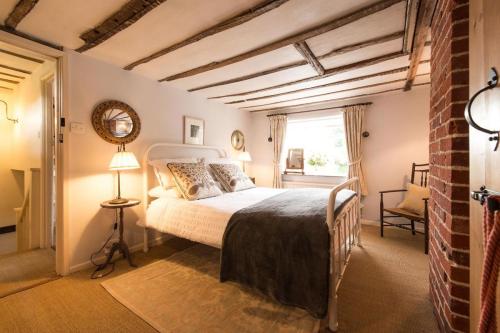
top-left (141, 143), bottom-right (361, 332)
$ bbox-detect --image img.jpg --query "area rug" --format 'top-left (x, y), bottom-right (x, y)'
top-left (101, 244), bottom-right (319, 333)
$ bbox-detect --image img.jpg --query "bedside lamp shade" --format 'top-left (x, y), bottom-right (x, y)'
top-left (109, 151), bottom-right (140, 170)
top-left (238, 151), bottom-right (252, 162)
top-left (108, 149), bottom-right (139, 204)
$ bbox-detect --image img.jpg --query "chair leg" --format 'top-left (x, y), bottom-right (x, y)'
top-left (424, 217), bottom-right (429, 254)
top-left (410, 220), bottom-right (416, 235)
top-left (379, 201), bottom-right (384, 237)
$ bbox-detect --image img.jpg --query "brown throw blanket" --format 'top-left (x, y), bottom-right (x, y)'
top-left (220, 188), bottom-right (356, 318)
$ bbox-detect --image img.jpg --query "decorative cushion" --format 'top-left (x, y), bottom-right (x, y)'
top-left (209, 163), bottom-right (255, 192)
top-left (397, 183), bottom-right (430, 215)
top-left (167, 161), bottom-right (222, 200)
top-left (150, 158), bottom-right (198, 189)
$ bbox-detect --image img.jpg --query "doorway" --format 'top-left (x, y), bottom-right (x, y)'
top-left (0, 40), bottom-right (59, 297)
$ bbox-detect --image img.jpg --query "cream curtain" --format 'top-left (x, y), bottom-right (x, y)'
top-left (343, 105), bottom-right (368, 195)
top-left (269, 114), bottom-right (287, 188)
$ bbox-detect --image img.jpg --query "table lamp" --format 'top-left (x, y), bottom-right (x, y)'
top-left (108, 145), bottom-right (140, 204)
top-left (238, 150), bottom-right (252, 173)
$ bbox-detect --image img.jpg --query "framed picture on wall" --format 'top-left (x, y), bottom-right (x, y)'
top-left (184, 116), bottom-right (204, 145)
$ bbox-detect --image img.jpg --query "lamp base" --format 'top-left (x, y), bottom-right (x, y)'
top-left (109, 198), bottom-right (129, 204)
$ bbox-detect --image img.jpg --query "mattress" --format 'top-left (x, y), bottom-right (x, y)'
top-left (144, 187), bottom-right (286, 248)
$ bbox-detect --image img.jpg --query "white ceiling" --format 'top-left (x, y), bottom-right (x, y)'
top-left (0, 0), bottom-right (430, 110)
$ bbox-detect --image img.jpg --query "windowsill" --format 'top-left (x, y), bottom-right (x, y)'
top-left (282, 173), bottom-right (346, 185)
top-left (281, 173), bottom-right (347, 178)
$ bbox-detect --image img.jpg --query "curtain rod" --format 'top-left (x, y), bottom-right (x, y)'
top-left (265, 102), bottom-right (372, 117)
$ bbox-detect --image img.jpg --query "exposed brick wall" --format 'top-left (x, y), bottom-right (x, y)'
top-left (428, 0), bottom-right (470, 332)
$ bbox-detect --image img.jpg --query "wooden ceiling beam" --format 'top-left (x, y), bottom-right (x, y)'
top-left (0, 64), bottom-right (31, 74)
top-left (125, 0), bottom-right (290, 70)
top-left (224, 62), bottom-right (429, 102)
top-left (0, 77), bottom-right (20, 84)
top-left (404, 0), bottom-right (436, 90)
top-left (293, 41), bottom-right (324, 75)
top-left (0, 48), bottom-right (44, 63)
top-left (4, 0), bottom-right (38, 29)
top-left (160, 60), bottom-right (307, 83)
top-left (0, 71), bottom-right (25, 79)
top-left (248, 82), bottom-right (430, 113)
top-left (191, 51), bottom-right (405, 94)
top-left (240, 78), bottom-right (409, 109)
top-left (162, 0), bottom-right (404, 81)
top-left (76, 0), bottom-right (168, 53)
top-left (317, 31), bottom-right (404, 59)
top-left (224, 66), bottom-right (411, 103)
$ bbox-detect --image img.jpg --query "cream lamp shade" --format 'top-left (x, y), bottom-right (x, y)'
top-left (238, 151), bottom-right (252, 162)
top-left (109, 151), bottom-right (140, 170)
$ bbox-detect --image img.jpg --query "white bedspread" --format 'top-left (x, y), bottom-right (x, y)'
top-left (144, 187), bottom-right (286, 248)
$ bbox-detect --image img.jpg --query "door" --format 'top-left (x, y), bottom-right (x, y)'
top-left (469, 0), bottom-right (500, 330)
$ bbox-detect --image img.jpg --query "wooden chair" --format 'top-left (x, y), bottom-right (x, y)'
top-left (379, 163), bottom-right (430, 254)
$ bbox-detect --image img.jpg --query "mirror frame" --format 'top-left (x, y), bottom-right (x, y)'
top-left (91, 100), bottom-right (141, 145)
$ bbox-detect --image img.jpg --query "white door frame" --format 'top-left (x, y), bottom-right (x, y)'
top-left (0, 31), bottom-right (70, 275)
top-left (41, 74), bottom-right (55, 250)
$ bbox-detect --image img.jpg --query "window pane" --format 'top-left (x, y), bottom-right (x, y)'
top-left (283, 115), bottom-right (348, 176)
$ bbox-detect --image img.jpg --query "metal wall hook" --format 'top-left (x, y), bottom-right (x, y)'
top-left (464, 67), bottom-right (499, 151)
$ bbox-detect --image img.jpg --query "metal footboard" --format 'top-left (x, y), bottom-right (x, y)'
top-left (326, 177), bottom-right (362, 332)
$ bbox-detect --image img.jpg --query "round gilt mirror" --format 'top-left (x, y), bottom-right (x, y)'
top-left (91, 100), bottom-right (141, 145)
top-left (231, 130), bottom-right (245, 151)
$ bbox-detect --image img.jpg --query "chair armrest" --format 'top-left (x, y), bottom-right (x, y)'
top-left (379, 189), bottom-right (407, 194)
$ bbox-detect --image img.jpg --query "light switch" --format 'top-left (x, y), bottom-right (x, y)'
top-left (70, 122), bottom-right (85, 134)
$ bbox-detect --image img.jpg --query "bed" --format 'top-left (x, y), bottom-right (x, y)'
top-left (140, 143), bottom-right (361, 332)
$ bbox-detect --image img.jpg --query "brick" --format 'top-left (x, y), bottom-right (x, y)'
top-left (429, 0), bottom-right (470, 330)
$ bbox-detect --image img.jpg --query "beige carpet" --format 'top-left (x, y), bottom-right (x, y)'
top-left (0, 248), bottom-right (58, 298)
top-left (0, 226), bottom-right (438, 332)
top-left (102, 244), bottom-right (319, 333)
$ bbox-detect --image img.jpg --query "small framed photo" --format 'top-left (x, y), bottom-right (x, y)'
top-left (184, 116), bottom-right (204, 145)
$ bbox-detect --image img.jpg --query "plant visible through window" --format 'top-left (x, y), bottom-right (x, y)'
top-left (283, 115), bottom-right (348, 176)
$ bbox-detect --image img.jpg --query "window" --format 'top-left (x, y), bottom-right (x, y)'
top-left (283, 115), bottom-right (348, 176)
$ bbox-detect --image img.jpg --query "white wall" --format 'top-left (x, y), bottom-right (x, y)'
top-left (248, 86), bottom-right (430, 221)
top-left (65, 51), bottom-right (251, 270)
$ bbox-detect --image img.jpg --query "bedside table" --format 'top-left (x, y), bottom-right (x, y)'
top-left (94, 199), bottom-right (140, 277)
top-left (249, 177), bottom-right (256, 184)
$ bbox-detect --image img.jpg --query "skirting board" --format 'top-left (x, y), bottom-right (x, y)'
top-left (68, 233), bottom-right (172, 274)
top-left (361, 219), bottom-right (379, 226)
top-left (0, 225), bottom-right (16, 234)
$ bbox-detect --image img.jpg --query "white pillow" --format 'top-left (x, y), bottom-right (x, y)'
top-left (148, 187), bottom-right (180, 198)
top-left (199, 157), bottom-right (236, 165)
top-left (149, 158), bottom-right (198, 188)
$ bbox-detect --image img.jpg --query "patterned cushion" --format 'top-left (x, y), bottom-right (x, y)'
top-left (209, 163), bottom-right (255, 192)
top-left (167, 162), bottom-right (223, 200)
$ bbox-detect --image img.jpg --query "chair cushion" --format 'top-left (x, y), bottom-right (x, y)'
top-left (384, 207), bottom-right (424, 220)
top-left (397, 183), bottom-right (430, 215)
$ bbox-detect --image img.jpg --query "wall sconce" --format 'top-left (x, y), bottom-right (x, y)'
top-left (0, 100), bottom-right (18, 124)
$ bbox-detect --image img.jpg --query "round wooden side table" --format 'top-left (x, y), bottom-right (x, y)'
top-left (94, 199), bottom-right (140, 277)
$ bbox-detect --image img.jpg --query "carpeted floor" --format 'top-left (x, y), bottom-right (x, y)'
top-left (0, 248), bottom-right (57, 298)
top-left (0, 225), bottom-right (438, 332)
